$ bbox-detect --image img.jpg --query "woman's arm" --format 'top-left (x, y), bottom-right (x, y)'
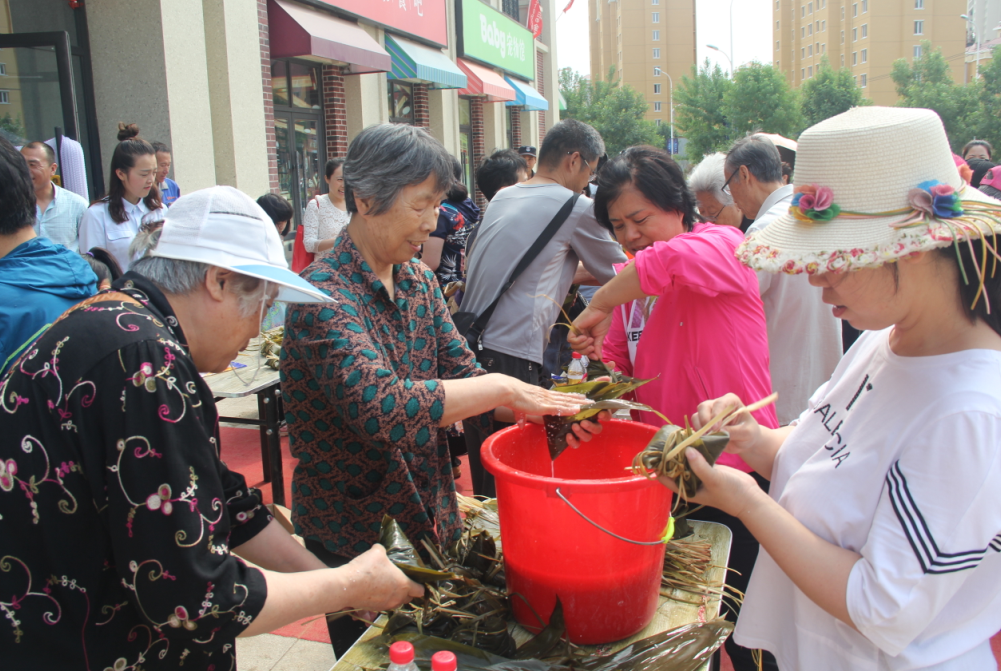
top-left (422, 237), bottom-right (444, 271)
top-left (690, 393), bottom-right (791, 480)
top-left (569, 263), bottom-right (649, 360)
top-left (302, 200), bottom-right (320, 253)
top-left (233, 519), bottom-right (327, 572)
top-left (240, 545), bottom-right (424, 637)
top-left (439, 373), bottom-right (586, 427)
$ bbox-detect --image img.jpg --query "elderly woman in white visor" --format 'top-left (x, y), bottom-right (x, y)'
top-left (666, 107), bottom-right (1001, 670)
top-left (0, 186), bottom-right (423, 670)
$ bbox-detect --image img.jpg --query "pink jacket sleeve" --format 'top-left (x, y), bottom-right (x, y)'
top-left (601, 303), bottom-right (633, 378)
top-left (634, 225), bottom-right (748, 298)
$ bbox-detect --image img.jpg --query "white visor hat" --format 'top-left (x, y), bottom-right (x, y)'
top-left (150, 186), bottom-right (333, 304)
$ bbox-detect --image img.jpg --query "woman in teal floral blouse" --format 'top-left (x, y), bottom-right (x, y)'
top-left (281, 124), bottom-right (604, 654)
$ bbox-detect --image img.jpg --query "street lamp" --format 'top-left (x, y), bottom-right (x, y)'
top-left (707, 44), bottom-right (733, 76)
top-left (654, 67), bottom-right (674, 154)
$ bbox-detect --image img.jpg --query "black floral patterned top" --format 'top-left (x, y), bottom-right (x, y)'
top-left (281, 233), bottom-right (486, 558)
top-left (0, 273), bottom-right (270, 671)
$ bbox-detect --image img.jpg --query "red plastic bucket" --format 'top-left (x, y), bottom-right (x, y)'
top-left (481, 420), bottom-right (672, 644)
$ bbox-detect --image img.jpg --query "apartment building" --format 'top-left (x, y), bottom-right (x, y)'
top-left (774, 0), bottom-right (967, 105)
top-left (589, 0), bottom-right (697, 127)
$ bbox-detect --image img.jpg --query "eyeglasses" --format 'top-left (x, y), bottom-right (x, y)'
top-left (721, 167), bottom-right (742, 196)
top-left (703, 202), bottom-right (728, 223)
top-left (568, 151), bottom-right (598, 177)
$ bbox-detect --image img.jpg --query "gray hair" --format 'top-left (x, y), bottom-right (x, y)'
top-left (130, 229), bottom-right (266, 319)
top-left (538, 119), bottom-right (605, 169)
top-left (687, 153), bottom-right (734, 207)
top-left (343, 123), bottom-right (453, 216)
top-left (725, 135), bottom-right (783, 185)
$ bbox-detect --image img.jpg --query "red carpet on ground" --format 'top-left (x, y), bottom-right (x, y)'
top-left (219, 426), bottom-right (1001, 662)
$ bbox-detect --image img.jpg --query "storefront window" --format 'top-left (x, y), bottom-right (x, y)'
top-left (271, 60), bottom-right (289, 106)
top-left (289, 61), bottom-right (320, 109)
top-left (388, 81), bottom-right (415, 125)
top-left (458, 98), bottom-right (474, 194)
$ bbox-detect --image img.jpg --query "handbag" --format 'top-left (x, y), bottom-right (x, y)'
top-left (291, 219), bottom-right (314, 273)
top-left (455, 193), bottom-right (581, 350)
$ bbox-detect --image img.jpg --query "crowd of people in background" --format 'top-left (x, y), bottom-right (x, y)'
top-left (3, 106), bottom-right (1001, 671)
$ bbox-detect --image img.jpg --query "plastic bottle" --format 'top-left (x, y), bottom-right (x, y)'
top-left (387, 641), bottom-right (419, 671)
top-left (431, 651), bottom-right (457, 671)
top-left (567, 351), bottom-right (587, 384)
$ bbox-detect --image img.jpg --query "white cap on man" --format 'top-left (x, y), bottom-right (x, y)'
top-left (151, 186), bottom-right (333, 303)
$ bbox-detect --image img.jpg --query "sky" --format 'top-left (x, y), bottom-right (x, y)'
top-left (555, 0), bottom-right (774, 77)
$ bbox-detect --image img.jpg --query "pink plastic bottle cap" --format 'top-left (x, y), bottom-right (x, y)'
top-left (389, 641), bottom-right (415, 665)
top-left (431, 650), bottom-right (457, 671)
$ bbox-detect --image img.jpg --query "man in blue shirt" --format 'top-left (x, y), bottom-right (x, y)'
top-left (1, 137), bottom-right (96, 377)
top-left (20, 142), bottom-right (89, 251)
top-left (153, 141), bottom-right (181, 207)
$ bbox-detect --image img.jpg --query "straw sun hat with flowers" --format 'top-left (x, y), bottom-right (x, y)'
top-left (738, 106), bottom-right (1001, 306)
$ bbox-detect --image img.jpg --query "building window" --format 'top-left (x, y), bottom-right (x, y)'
top-left (915, 0), bottom-right (924, 8)
top-left (652, 0), bottom-right (659, 4)
top-left (652, 12), bottom-right (660, 22)
top-left (388, 81), bottom-right (415, 125)
top-left (862, 0), bottom-right (867, 12)
top-left (841, 7), bottom-right (845, 19)
top-left (501, 0), bottom-right (520, 21)
top-left (821, 20), bottom-right (826, 31)
top-left (802, 6), bottom-right (806, 18)
top-left (914, 44), bottom-right (922, 59)
top-left (808, 1), bottom-right (813, 13)
top-left (854, 75), bottom-right (858, 85)
top-left (841, 54), bottom-right (845, 66)
top-left (808, 65), bottom-right (813, 77)
top-left (815, 20), bottom-right (819, 31)
top-left (841, 30), bottom-right (845, 44)
top-left (861, 24), bottom-right (867, 38)
top-left (653, 48), bottom-right (661, 58)
top-left (802, 47), bottom-right (806, 58)
top-left (654, 83), bottom-right (662, 93)
top-left (653, 30), bottom-right (660, 40)
top-left (776, 0), bottom-right (780, 9)
top-left (914, 20), bottom-right (923, 35)
top-left (802, 27), bottom-right (806, 38)
top-left (861, 48), bottom-right (867, 62)
top-left (776, 40), bottom-right (781, 51)
top-left (853, 27), bottom-right (857, 41)
top-left (852, 51), bottom-right (857, 65)
top-left (775, 20), bottom-right (780, 29)
top-left (853, 3), bottom-right (857, 17)
top-left (809, 24), bottom-right (813, 35)
top-left (655, 119), bottom-right (662, 126)
top-left (776, 59), bottom-right (781, 67)
top-left (653, 102), bottom-right (662, 112)
top-left (654, 67), bottom-right (661, 76)
top-left (0, 64), bottom-right (6, 76)
top-left (822, 43), bottom-right (826, 53)
top-left (808, 44), bottom-right (813, 56)
top-left (802, 68), bottom-right (806, 79)
top-left (861, 73), bottom-right (867, 87)
top-left (0, 90), bottom-right (8, 104)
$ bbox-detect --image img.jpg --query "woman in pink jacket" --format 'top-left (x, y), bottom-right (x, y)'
top-left (570, 146), bottom-right (778, 671)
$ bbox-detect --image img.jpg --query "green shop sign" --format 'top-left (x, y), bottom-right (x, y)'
top-left (457, 0), bottom-right (534, 81)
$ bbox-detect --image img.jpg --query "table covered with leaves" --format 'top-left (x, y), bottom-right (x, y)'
top-left (328, 500), bottom-right (733, 671)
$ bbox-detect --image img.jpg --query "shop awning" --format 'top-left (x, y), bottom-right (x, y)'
top-left (385, 35), bottom-right (466, 90)
top-left (504, 76), bottom-right (548, 111)
top-left (456, 59), bottom-right (516, 102)
top-left (267, 0), bottom-right (390, 74)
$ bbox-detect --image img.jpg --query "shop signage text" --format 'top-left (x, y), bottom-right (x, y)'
top-left (317, 0), bottom-right (448, 47)
top-left (458, 0), bottom-right (534, 80)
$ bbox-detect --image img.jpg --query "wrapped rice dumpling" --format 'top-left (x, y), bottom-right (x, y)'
top-left (632, 425), bottom-right (730, 499)
top-left (379, 515), bottom-right (457, 584)
top-left (543, 364), bottom-right (656, 460)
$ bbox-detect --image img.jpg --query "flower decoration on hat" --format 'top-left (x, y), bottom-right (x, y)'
top-left (790, 184), bottom-right (841, 222)
top-left (908, 181), bottom-right (964, 220)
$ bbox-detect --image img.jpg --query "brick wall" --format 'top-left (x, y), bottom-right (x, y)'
top-left (413, 84), bottom-right (430, 128)
top-left (322, 64), bottom-right (348, 159)
top-left (257, 0), bottom-right (279, 192)
top-left (510, 108), bottom-right (522, 149)
top-left (536, 50), bottom-right (546, 140)
top-left (470, 97), bottom-right (486, 208)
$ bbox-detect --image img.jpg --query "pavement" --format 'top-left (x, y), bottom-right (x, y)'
top-left (216, 396), bottom-right (338, 671)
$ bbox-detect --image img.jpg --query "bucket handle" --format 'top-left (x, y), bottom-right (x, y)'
top-left (555, 487), bottom-right (669, 546)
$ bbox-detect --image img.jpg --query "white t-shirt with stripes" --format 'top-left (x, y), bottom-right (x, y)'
top-left (735, 328), bottom-right (1001, 670)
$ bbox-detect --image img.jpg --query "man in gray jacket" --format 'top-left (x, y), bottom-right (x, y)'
top-left (462, 119), bottom-right (626, 495)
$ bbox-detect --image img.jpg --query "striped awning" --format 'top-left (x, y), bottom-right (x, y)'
top-left (385, 34), bottom-right (467, 90)
top-left (456, 59), bottom-right (516, 102)
top-left (504, 76), bottom-right (548, 111)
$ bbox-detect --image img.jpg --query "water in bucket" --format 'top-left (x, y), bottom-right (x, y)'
top-left (481, 420), bottom-right (672, 644)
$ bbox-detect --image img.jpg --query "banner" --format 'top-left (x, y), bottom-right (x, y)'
top-left (458, 0), bottom-right (535, 81)
top-left (528, 0), bottom-right (543, 39)
top-left (317, 0), bottom-right (448, 47)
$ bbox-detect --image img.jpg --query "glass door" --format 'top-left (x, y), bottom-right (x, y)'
top-left (274, 112), bottom-right (322, 231)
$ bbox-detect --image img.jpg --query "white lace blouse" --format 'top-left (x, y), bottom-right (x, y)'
top-left (302, 195), bottom-right (351, 253)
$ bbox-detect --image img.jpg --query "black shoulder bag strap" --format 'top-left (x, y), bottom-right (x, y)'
top-left (460, 193), bottom-right (581, 350)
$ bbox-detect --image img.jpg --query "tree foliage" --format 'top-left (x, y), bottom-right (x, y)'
top-left (723, 63), bottom-right (804, 139)
top-left (559, 67), bottom-right (662, 156)
top-left (801, 56), bottom-right (870, 126)
top-left (674, 59), bottom-right (733, 161)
